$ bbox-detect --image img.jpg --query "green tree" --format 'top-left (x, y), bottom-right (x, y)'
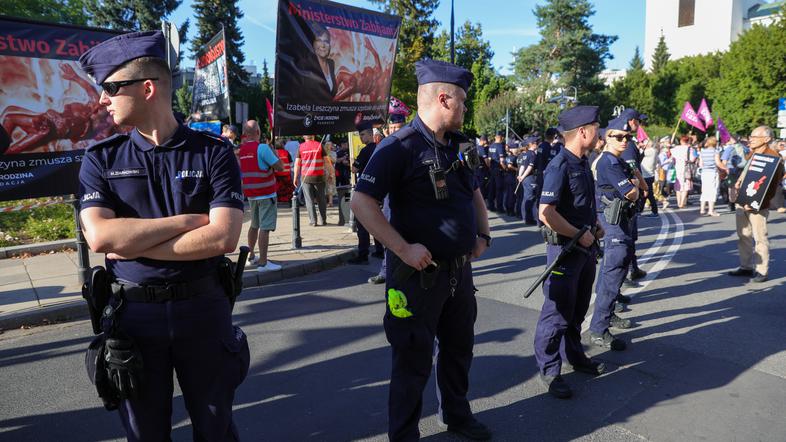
top-left (85, 0), bottom-right (181, 31)
top-left (651, 34), bottom-right (670, 74)
top-left (511, 0), bottom-right (616, 127)
top-left (369, 0), bottom-right (440, 107)
top-left (709, 21), bottom-right (786, 134)
top-left (174, 80), bottom-right (192, 115)
top-left (2, 0), bottom-right (87, 25)
top-left (260, 59), bottom-right (273, 99)
top-left (629, 46), bottom-right (644, 71)
top-left (191, 0), bottom-right (248, 99)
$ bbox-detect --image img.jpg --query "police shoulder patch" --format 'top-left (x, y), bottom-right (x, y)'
top-left (86, 133), bottom-right (129, 152)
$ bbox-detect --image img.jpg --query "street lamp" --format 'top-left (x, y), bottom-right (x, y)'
top-left (547, 86), bottom-right (578, 109)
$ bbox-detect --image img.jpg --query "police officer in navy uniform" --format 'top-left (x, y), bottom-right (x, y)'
top-left (474, 134), bottom-right (490, 200)
top-left (77, 31), bottom-right (249, 440)
top-left (517, 136), bottom-right (539, 225)
top-left (617, 108), bottom-right (649, 291)
top-left (351, 59), bottom-right (492, 441)
top-left (486, 131), bottom-right (506, 212)
top-left (503, 143), bottom-right (519, 216)
top-left (349, 121), bottom-right (384, 264)
top-left (533, 105), bottom-right (606, 399)
top-left (589, 117), bottom-right (639, 351)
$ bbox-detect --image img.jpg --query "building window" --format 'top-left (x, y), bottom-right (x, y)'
top-left (678, 0), bottom-right (695, 27)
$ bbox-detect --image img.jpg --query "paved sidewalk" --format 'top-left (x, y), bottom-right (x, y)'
top-left (0, 204), bottom-right (362, 330)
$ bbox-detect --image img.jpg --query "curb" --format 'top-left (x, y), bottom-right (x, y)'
top-left (0, 248), bottom-right (358, 331)
top-left (0, 239), bottom-right (77, 259)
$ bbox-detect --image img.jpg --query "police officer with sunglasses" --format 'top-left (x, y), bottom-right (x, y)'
top-left (77, 31), bottom-right (249, 440)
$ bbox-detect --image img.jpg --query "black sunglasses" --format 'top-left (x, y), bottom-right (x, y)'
top-left (607, 133), bottom-right (633, 142)
top-left (101, 77), bottom-right (159, 96)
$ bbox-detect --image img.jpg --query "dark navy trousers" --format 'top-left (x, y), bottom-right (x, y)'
top-left (521, 176), bottom-right (539, 224)
top-left (115, 282), bottom-right (250, 442)
top-left (487, 170), bottom-right (504, 211)
top-left (384, 259), bottom-right (476, 442)
top-left (503, 173), bottom-right (517, 214)
top-left (533, 244), bottom-right (596, 376)
top-left (357, 220), bottom-right (383, 258)
top-left (590, 217), bottom-right (634, 335)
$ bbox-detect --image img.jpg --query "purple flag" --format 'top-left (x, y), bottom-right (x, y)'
top-left (717, 118), bottom-right (731, 144)
top-left (697, 98), bottom-right (714, 127)
top-left (681, 102), bottom-right (706, 132)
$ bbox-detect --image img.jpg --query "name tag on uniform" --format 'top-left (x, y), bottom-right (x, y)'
top-left (104, 168), bottom-right (147, 179)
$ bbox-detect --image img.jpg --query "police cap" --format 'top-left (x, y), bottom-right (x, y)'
top-left (388, 113), bottom-right (406, 124)
top-left (606, 115), bottom-right (631, 132)
top-left (356, 121), bottom-right (373, 132)
top-left (557, 105), bottom-right (599, 132)
top-left (618, 108), bottom-right (641, 122)
top-left (415, 59), bottom-right (473, 92)
top-left (79, 30), bottom-right (167, 85)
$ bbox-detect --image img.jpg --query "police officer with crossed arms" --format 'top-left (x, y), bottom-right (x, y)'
top-left (78, 31), bottom-right (249, 440)
top-left (352, 59), bottom-right (492, 441)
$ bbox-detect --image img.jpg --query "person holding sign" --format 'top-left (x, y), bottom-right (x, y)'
top-left (729, 126), bottom-right (784, 283)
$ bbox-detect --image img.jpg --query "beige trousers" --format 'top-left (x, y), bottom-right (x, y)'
top-left (736, 209), bottom-right (770, 275)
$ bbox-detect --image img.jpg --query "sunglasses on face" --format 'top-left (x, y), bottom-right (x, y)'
top-left (607, 133), bottom-right (633, 142)
top-left (100, 77), bottom-right (159, 97)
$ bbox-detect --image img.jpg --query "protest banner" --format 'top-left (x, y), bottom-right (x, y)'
top-left (0, 16), bottom-right (122, 201)
top-left (274, 0), bottom-right (401, 136)
top-left (735, 153), bottom-right (783, 210)
top-left (191, 28), bottom-right (231, 121)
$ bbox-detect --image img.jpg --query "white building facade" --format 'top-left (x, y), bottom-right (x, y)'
top-left (644, 0), bottom-right (783, 70)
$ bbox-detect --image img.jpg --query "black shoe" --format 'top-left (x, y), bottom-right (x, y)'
top-left (614, 302), bottom-right (625, 313)
top-left (539, 373), bottom-right (572, 399)
top-left (629, 268), bottom-right (647, 280)
top-left (571, 359), bottom-right (606, 376)
top-left (446, 418), bottom-right (492, 441)
top-left (616, 293), bottom-right (631, 304)
top-left (752, 273), bottom-right (768, 283)
top-left (371, 251), bottom-right (385, 259)
top-left (622, 278), bottom-right (640, 288)
top-left (347, 256), bottom-right (369, 265)
top-left (367, 275), bottom-right (385, 284)
top-left (610, 314), bottom-right (632, 329)
top-left (590, 330), bottom-right (626, 351)
top-left (728, 268), bottom-right (754, 277)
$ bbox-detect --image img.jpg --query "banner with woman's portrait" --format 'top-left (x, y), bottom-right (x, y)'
top-left (274, 0), bottom-right (401, 136)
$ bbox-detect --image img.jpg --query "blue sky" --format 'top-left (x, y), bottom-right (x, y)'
top-left (170, 0), bottom-right (644, 75)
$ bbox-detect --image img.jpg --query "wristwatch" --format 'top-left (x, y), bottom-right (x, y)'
top-left (477, 232), bottom-right (492, 247)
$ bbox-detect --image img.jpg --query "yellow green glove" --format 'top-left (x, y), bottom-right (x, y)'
top-left (387, 288), bottom-right (413, 318)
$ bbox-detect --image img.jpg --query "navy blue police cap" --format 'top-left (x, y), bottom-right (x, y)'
top-left (389, 113), bottom-right (406, 124)
top-left (618, 108), bottom-right (641, 122)
top-left (415, 59), bottom-right (473, 92)
top-left (495, 130), bottom-right (505, 137)
top-left (79, 30), bottom-right (167, 85)
top-left (598, 127), bottom-right (607, 139)
top-left (356, 121), bottom-right (373, 132)
top-left (557, 105), bottom-right (599, 132)
top-left (479, 134), bottom-right (488, 141)
top-left (606, 115), bottom-right (631, 132)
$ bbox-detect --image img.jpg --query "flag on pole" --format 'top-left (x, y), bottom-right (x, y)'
top-left (717, 118), bottom-right (731, 144)
top-left (636, 125), bottom-right (649, 142)
top-left (389, 96), bottom-right (411, 116)
top-left (680, 101), bottom-right (706, 132)
top-left (697, 98), bottom-right (714, 127)
top-left (266, 98), bottom-right (274, 132)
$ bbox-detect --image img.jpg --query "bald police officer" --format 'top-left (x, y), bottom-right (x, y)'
top-left (351, 59), bottom-right (492, 441)
top-left (534, 105), bottom-right (606, 399)
top-left (78, 31), bottom-right (249, 440)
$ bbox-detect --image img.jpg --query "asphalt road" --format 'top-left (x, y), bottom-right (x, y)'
top-left (2, 204), bottom-right (786, 441)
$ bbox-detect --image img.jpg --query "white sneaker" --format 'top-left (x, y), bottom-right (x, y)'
top-left (247, 255), bottom-right (259, 266)
top-left (257, 261), bottom-right (282, 272)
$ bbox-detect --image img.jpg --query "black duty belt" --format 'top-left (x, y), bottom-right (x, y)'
top-left (112, 273), bottom-right (222, 303)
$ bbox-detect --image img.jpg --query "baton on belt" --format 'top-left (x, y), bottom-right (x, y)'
top-left (523, 225), bottom-right (589, 299)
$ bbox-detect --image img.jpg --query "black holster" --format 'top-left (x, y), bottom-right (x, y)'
top-left (82, 266), bottom-right (111, 335)
top-left (218, 246), bottom-right (250, 309)
top-left (601, 195), bottom-right (632, 225)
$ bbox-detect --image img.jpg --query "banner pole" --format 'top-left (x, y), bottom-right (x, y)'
top-left (70, 196), bottom-right (91, 285)
top-left (670, 117), bottom-right (681, 144)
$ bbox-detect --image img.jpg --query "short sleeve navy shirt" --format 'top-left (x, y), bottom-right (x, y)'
top-left (621, 140), bottom-right (641, 171)
top-left (79, 124), bottom-right (244, 284)
top-left (354, 116), bottom-right (478, 259)
top-left (594, 152), bottom-right (635, 209)
top-left (487, 142), bottom-right (505, 172)
top-left (355, 142), bottom-right (377, 173)
top-left (520, 150), bottom-right (535, 171)
top-left (540, 148), bottom-right (596, 228)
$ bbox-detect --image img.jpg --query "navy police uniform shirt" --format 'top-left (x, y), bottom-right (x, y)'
top-left (621, 139), bottom-right (642, 171)
top-left (540, 148), bottom-right (596, 228)
top-left (355, 142), bottom-right (377, 173)
top-left (355, 115), bottom-right (478, 259)
top-left (519, 150), bottom-right (536, 171)
top-left (487, 142), bottom-right (505, 172)
top-left (79, 125), bottom-right (244, 284)
top-left (594, 152), bottom-right (635, 210)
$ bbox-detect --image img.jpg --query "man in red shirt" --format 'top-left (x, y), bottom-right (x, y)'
top-left (294, 135), bottom-right (330, 226)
